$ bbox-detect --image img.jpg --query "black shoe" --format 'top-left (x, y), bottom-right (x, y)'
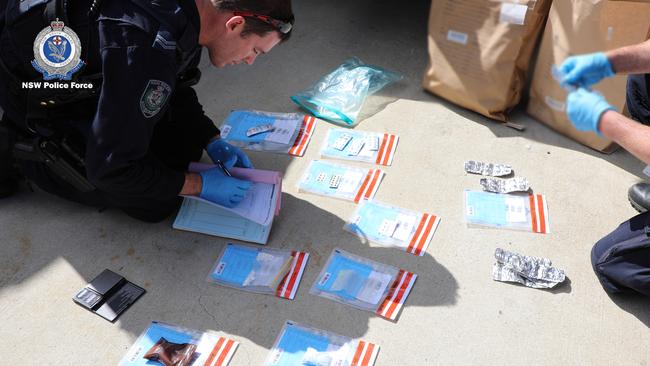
top-left (628, 182), bottom-right (650, 213)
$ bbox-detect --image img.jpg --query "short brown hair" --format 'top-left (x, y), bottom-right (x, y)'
top-left (211, 0), bottom-right (294, 41)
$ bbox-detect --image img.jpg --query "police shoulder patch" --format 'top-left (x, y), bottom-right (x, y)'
top-left (140, 79), bottom-right (171, 118)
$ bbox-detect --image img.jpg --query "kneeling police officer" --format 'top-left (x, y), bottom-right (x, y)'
top-left (559, 40), bottom-right (650, 297)
top-left (0, 0), bottom-right (294, 222)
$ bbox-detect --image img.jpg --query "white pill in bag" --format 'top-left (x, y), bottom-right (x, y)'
top-left (298, 160), bottom-right (385, 203)
top-left (321, 128), bottom-right (399, 166)
top-left (329, 174), bottom-right (341, 189)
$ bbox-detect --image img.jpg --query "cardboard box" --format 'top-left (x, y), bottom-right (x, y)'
top-left (527, 0), bottom-right (650, 153)
top-left (423, 0), bottom-right (551, 122)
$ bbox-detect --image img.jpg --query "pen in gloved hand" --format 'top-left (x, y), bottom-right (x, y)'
top-left (216, 160), bottom-right (232, 177)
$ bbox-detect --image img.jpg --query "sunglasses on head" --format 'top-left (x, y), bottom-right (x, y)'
top-left (233, 11), bottom-right (293, 34)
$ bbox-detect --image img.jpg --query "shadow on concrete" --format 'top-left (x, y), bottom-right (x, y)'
top-left (400, 79), bottom-right (647, 179)
top-left (607, 293), bottom-right (650, 329)
top-left (0, 189), bottom-right (458, 349)
top-left (543, 277), bottom-right (572, 295)
top-left (440, 100), bottom-right (648, 180)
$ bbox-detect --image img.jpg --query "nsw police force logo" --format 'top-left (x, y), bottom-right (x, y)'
top-left (31, 19), bottom-right (84, 80)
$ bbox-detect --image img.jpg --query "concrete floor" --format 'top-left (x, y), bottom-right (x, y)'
top-left (1, 0), bottom-right (649, 365)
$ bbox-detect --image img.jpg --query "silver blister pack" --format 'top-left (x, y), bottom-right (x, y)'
top-left (464, 160), bottom-right (512, 177)
top-left (246, 124), bottom-right (275, 137)
top-left (480, 177), bottom-right (530, 193)
top-left (492, 248), bottom-right (565, 288)
top-left (492, 262), bottom-right (560, 289)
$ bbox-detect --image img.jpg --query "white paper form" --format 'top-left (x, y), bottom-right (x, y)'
top-left (265, 119), bottom-right (299, 145)
top-left (190, 182), bottom-right (275, 226)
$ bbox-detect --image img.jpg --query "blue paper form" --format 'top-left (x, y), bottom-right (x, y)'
top-left (209, 245), bottom-right (258, 285)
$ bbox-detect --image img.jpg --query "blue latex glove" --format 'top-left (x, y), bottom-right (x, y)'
top-left (566, 88), bottom-right (616, 134)
top-left (199, 166), bottom-right (252, 207)
top-left (206, 138), bottom-right (253, 169)
top-left (559, 52), bottom-right (615, 88)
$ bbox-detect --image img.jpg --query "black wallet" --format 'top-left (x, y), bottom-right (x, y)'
top-left (73, 269), bottom-right (145, 322)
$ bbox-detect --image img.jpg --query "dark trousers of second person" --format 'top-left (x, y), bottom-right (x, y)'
top-left (590, 74), bottom-right (650, 298)
top-left (0, 91), bottom-right (205, 223)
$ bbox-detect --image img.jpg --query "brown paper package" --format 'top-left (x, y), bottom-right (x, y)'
top-left (423, 0), bottom-right (552, 122)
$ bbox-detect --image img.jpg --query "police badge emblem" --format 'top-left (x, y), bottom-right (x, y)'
top-left (31, 19), bottom-right (84, 80)
top-left (140, 80), bottom-right (171, 118)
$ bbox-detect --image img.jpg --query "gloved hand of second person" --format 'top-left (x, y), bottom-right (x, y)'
top-left (199, 167), bottom-right (252, 207)
top-left (566, 88), bottom-right (616, 134)
top-left (206, 138), bottom-right (254, 169)
top-left (559, 52), bottom-right (615, 88)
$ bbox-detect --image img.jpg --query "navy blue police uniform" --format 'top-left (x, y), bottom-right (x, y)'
top-left (592, 211), bottom-right (650, 297)
top-left (584, 76), bottom-right (650, 297)
top-left (626, 74), bottom-right (650, 124)
top-left (0, 0), bottom-right (220, 222)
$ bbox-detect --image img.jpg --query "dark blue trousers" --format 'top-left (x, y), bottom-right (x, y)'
top-left (592, 211), bottom-right (650, 297)
top-left (594, 75), bottom-right (650, 296)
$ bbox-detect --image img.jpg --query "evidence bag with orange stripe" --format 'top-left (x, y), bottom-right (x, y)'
top-left (206, 244), bottom-right (309, 300)
top-left (320, 128), bottom-right (399, 166)
top-left (264, 320), bottom-right (380, 366)
top-left (219, 110), bottom-right (317, 157)
top-left (298, 160), bottom-right (385, 203)
top-left (344, 200), bottom-right (441, 257)
top-left (464, 190), bottom-right (550, 234)
top-left (120, 321), bottom-right (239, 366)
top-left (310, 248), bottom-right (417, 321)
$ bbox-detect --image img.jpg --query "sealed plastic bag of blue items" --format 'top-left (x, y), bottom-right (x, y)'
top-left (291, 57), bottom-right (402, 127)
top-left (220, 110), bottom-right (317, 156)
top-left (310, 248), bottom-right (417, 321)
top-left (344, 200), bottom-right (441, 257)
top-left (207, 243), bottom-right (310, 300)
